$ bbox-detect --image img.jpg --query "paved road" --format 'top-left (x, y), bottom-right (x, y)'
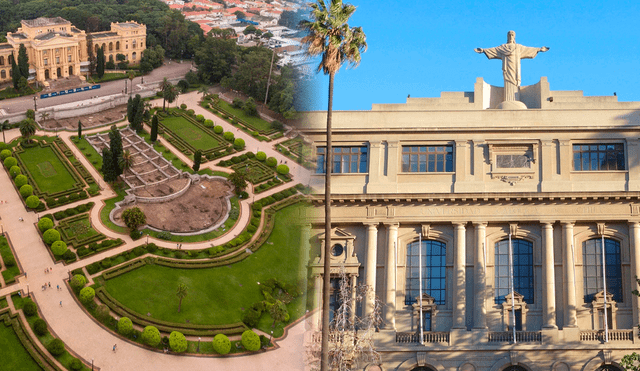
top-left (0, 94), bottom-right (312, 370)
top-left (0, 61), bottom-right (192, 115)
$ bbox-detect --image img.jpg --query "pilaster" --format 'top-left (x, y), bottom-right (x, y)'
top-left (383, 222), bottom-right (398, 330)
top-left (364, 222), bottom-right (379, 317)
top-left (562, 221), bottom-right (577, 328)
top-left (473, 222), bottom-right (487, 329)
top-left (542, 221), bottom-right (558, 329)
top-left (452, 222), bottom-right (467, 329)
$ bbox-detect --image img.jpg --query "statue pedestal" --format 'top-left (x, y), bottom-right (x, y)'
top-left (497, 100), bottom-right (528, 110)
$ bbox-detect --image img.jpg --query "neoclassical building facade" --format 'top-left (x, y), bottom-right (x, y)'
top-left (0, 17), bottom-right (146, 83)
top-left (303, 77), bottom-right (640, 371)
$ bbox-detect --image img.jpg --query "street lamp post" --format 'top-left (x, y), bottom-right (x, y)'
top-left (146, 234), bottom-right (149, 244)
top-left (197, 337), bottom-right (201, 352)
top-left (124, 80), bottom-right (127, 95)
top-left (27, 284), bottom-right (29, 296)
top-left (33, 96), bottom-right (37, 111)
top-left (91, 359), bottom-right (94, 371)
top-left (269, 330), bottom-right (273, 347)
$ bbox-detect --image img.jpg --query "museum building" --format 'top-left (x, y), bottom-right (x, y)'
top-left (0, 17), bottom-right (146, 83)
top-left (303, 70), bottom-right (640, 369)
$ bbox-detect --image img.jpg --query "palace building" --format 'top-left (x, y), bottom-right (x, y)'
top-left (303, 70), bottom-right (640, 369)
top-left (0, 17), bottom-right (146, 83)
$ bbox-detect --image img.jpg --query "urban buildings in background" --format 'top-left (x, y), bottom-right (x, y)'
top-left (0, 17), bottom-right (146, 83)
top-left (303, 72), bottom-right (640, 370)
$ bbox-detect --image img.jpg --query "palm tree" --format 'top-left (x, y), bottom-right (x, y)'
top-left (1, 120), bottom-right (10, 143)
top-left (128, 71), bottom-right (135, 97)
top-left (19, 120), bottom-right (36, 144)
top-left (301, 1), bottom-right (366, 370)
top-left (176, 283), bottom-right (188, 313)
top-left (119, 150), bottom-right (134, 173)
top-left (165, 84), bottom-right (179, 109)
top-left (39, 112), bottom-right (50, 124)
top-left (198, 85), bottom-right (208, 101)
top-left (160, 77), bottom-right (172, 111)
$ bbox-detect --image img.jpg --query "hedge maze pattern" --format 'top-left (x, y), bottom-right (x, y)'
top-left (158, 111), bottom-right (230, 158)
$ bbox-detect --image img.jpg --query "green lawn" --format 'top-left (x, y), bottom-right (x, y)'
top-left (103, 203), bottom-right (308, 336)
top-left (161, 115), bottom-right (220, 151)
top-left (217, 101), bottom-right (273, 132)
top-left (1, 235), bottom-right (20, 285)
top-left (16, 145), bottom-right (78, 194)
top-left (0, 321), bottom-right (43, 371)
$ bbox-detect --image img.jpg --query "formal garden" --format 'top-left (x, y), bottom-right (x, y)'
top-left (0, 234), bottom-right (21, 286)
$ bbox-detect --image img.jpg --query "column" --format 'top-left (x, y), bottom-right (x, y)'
top-left (364, 223), bottom-right (378, 317)
top-left (542, 222), bottom-right (557, 328)
top-left (629, 222), bottom-right (640, 327)
top-left (314, 275), bottom-right (323, 329)
top-left (301, 224), bottom-right (311, 269)
top-left (473, 222), bottom-right (487, 329)
top-left (562, 222), bottom-right (577, 327)
top-left (452, 222), bottom-right (467, 329)
top-left (384, 223), bottom-right (398, 329)
top-left (350, 275), bottom-right (357, 326)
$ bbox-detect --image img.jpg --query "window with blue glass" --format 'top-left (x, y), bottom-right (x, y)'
top-left (494, 239), bottom-right (534, 304)
top-left (573, 144), bottom-right (625, 171)
top-left (401, 145), bottom-right (453, 173)
top-left (583, 238), bottom-right (622, 303)
top-left (329, 277), bottom-right (342, 325)
top-left (405, 240), bottom-right (446, 305)
top-left (315, 146), bottom-right (368, 174)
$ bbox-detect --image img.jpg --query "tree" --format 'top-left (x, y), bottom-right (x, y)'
top-left (51, 241), bottom-right (68, 256)
top-left (194, 38), bottom-right (236, 84)
top-left (128, 70), bottom-right (135, 96)
top-left (18, 43), bottom-right (28, 79)
top-left (212, 334), bottom-right (231, 355)
top-left (234, 10), bottom-right (246, 19)
top-left (43, 229), bottom-right (61, 245)
top-left (242, 97), bottom-right (258, 117)
top-left (127, 94), bottom-right (144, 132)
top-left (117, 317), bottom-right (133, 336)
top-left (96, 46), bottom-right (105, 78)
top-left (39, 112), bottom-right (50, 124)
top-left (142, 326), bottom-right (161, 347)
top-left (38, 217), bottom-right (53, 233)
top-left (11, 57), bottom-right (20, 89)
top-left (79, 286), bottom-right (95, 304)
top-left (116, 53), bottom-right (127, 70)
top-left (241, 330), bottom-right (261, 351)
top-left (160, 78), bottom-right (171, 111)
top-left (77, 120), bottom-right (82, 139)
top-left (47, 339), bottom-right (65, 356)
top-left (228, 170), bottom-right (247, 195)
top-left (101, 147), bottom-right (117, 182)
top-left (70, 275), bottom-right (86, 294)
top-left (301, 2), bottom-right (367, 369)
top-left (26, 195), bottom-right (40, 209)
top-left (19, 120), bottom-right (36, 143)
top-left (169, 331), bottom-right (187, 352)
top-left (86, 37), bottom-right (96, 79)
top-left (121, 207), bottom-right (146, 230)
top-left (176, 282), bottom-right (188, 313)
top-left (192, 149), bottom-right (202, 172)
top-left (119, 150), bottom-right (134, 172)
top-left (208, 28), bottom-right (236, 40)
top-left (198, 85), bottom-right (208, 100)
top-left (108, 126), bottom-right (123, 176)
top-left (164, 84), bottom-right (179, 109)
top-left (150, 115), bottom-right (159, 142)
top-left (1, 120), bottom-right (10, 143)
top-left (268, 299), bottom-right (289, 328)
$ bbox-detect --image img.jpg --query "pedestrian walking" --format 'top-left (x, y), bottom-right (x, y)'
top-left (48, 282), bottom-right (51, 288)
top-left (113, 344), bottom-right (117, 352)
top-left (56, 284), bottom-right (59, 290)
top-left (59, 301), bottom-right (62, 307)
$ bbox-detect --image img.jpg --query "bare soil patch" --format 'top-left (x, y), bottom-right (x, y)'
top-left (40, 105), bottom-right (127, 130)
top-left (113, 178), bottom-right (232, 233)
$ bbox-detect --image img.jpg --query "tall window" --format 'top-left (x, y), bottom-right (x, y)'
top-left (406, 240), bottom-right (446, 305)
top-left (0, 56), bottom-right (4, 66)
top-left (583, 238), bottom-right (622, 303)
top-left (495, 239), bottom-right (534, 304)
top-left (401, 145), bottom-right (453, 172)
top-left (315, 146), bottom-right (368, 174)
top-left (573, 144), bottom-right (625, 171)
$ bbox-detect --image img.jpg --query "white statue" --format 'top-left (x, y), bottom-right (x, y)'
top-left (475, 31), bottom-right (549, 102)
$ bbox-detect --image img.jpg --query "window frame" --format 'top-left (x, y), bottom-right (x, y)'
top-left (572, 143), bottom-right (626, 171)
top-left (494, 239), bottom-right (534, 304)
top-left (401, 145), bottom-right (454, 173)
top-left (405, 239), bottom-right (447, 306)
top-left (315, 145), bottom-right (368, 174)
top-left (583, 237), bottom-right (623, 303)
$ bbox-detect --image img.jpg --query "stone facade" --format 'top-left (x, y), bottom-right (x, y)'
top-left (302, 77), bottom-right (640, 370)
top-left (0, 17), bottom-right (146, 83)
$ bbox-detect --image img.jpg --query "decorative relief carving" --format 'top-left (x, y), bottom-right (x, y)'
top-left (417, 352), bottom-right (427, 367)
top-left (495, 174), bottom-right (534, 185)
top-left (597, 222), bottom-right (606, 236)
top-left (422, 224), bottom-right (431, 239)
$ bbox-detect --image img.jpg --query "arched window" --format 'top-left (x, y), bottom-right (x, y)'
top-left (8, 55), bottom-right (14, 64)
top-left (0, 56), bottom-right (4, 65)
top-left (406, 240), bottom-right (446, 305)
top-left (410, 367), bottom-right (436, 371)
top-left (495, 239), bottom-right (534, 304)
top-left (1, 70), bottom-right (5, 79)
top-left (132, 52), bottom-right (137, 60)
top-left (95, 44), bottom-right (99, 53)
top-left (116, 41), bottom-right (120, 51)
top-left (109, 42), bottom-right (113, 51)
top-left (583, 238), bottom-right (622, 302)
top-left (503, 367), bottom-right (528, 371)
top-left (132, 39), bottom-right (137, 49)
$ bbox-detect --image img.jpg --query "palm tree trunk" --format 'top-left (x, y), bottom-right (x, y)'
top-left (178, 298), bottom-right (182, 313)
top-left (320, 71), bottom-right (334, 371)
top-left (163, 97), bottom-right (166, 111)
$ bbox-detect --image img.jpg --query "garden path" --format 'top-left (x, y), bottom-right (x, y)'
top-left (0, 95), bottom-right (312, 369)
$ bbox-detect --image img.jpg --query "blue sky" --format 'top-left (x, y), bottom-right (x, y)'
top-left (304, 0), bottom-right (640, 111)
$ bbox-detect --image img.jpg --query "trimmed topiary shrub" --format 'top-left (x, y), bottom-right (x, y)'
top-left (117, 317), bottom-right (133, 336)
top-left (38, 217), bottom-right (53, 233)
top-left (180, 103), bottom-right (187, 110)
top-left (69, 358), bottom-right (83, 371)
top-left (276, 164), bottom-right (290, 175)
top-left (19, 184), bottom-right (33, 198)
top-left (241, 330), bottom-right (261, 351)
top-left (142, 326), bottom-right (161, 347)
top-left (26, 195), bottom-right (40, 209)
top-left (62, 250), bottom-right (76, 261)
top-left (4, 156), bottom-right (17, 168)
top-left (33, 318), bottom-right (48, 336)
top-left (51, 240), bottom-right (68, 256)
top-left (196, 114), bottom-right (205, 122)
top-left (0, 149), bottom-right (11, 160)
top-left (169, 331), bottom-right (187, 352)
top-left (70, 275), bottom-right (87, 293)
top-left (42, 229), bottom-right (61, 245)
top-left (223, 131), bottom-right (234, 142)
top-left (47, 338), bottom-right (65, 356)
top-left (9, 165), bottom-right (21, 178)
top-left (14, 174), bottom-right (28, 188)
top-left (79, 287), bottom-right (95, 304)
top-left (23, 299), bottom-right (37, 316)
top-left (212, 333), bottom-right (231, 355)
top-left (203, 119), bottom-right (214, 127)
top-left (266, 157), bottom-right (277, 167)
top-left (96, 304), bottom-right (110, 321)
top-left (233, 138), bottom-right (245, 150)
top-left (256, 151), bottom-right (267, 161)
top-left (3, 255), bottom-right (15, 267)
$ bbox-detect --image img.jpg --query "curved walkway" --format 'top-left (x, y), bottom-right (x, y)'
top-left (0, 93), bottom-right (311, 370)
